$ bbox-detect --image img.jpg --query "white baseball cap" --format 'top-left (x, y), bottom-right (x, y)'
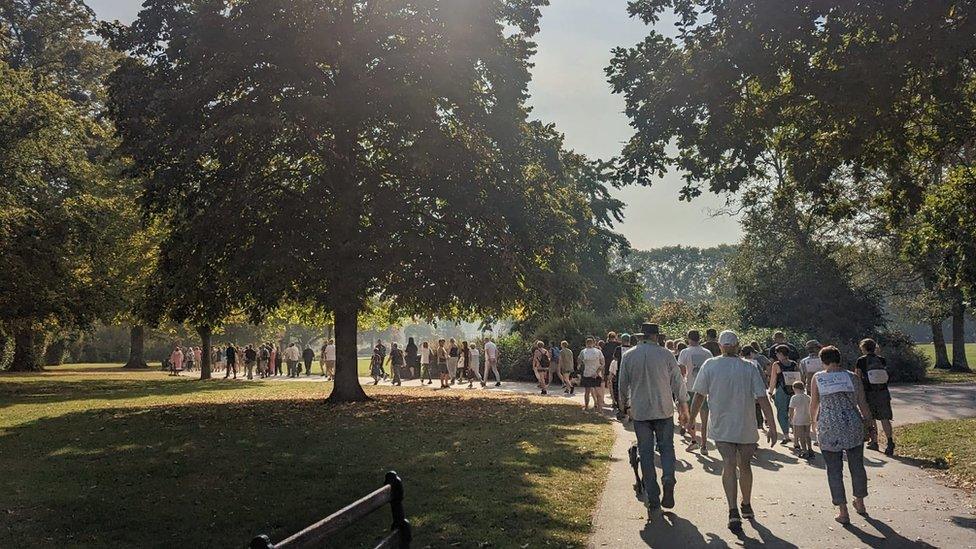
top-left (718, 330), bottom-right (739, 346)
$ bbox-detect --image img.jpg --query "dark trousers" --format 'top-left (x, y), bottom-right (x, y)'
top-left (274, 361), bottom-right (282, 376)
top-left (224, 362), bottom-right (236, 378)
top-left (304, 359), bottom-right (312, 375)
top-left (822, 443), bottom-right (868, 505)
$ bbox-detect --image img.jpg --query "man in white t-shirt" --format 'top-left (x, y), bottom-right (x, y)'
top-left (483, 337), bottom-right (501, 387)
top-left (677, 330), bottom-right (714, 455)
top-left (799, 340), bottom-right (824, 387)
top-left (688, 330), bottom-right (777, 531)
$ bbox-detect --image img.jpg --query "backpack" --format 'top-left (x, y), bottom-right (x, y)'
top-left (537, 349), bottom-right (550, 369)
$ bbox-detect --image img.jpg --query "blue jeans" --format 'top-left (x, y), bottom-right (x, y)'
top-left (633, 418), bottom-right (676, 504)
top-left (774, 386), bottom-right (791, 437)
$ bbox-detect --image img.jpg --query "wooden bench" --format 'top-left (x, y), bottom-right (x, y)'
top-left (250, 471), bottom-right (411, 549)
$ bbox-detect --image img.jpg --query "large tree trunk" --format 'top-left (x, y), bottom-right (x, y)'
top-left (950, 300), bottom-right (971, 372)
top-left (9, 328), bottom-right (42, 372)
top-left (43, 335), bottom-right (70, 366)
top-left (123, 325), bottom-right (150, 369)
top-left (930, 318), bottom-right (951, 369)
top-left (327, 306), bottom-right (369, 403)
top-left (197, 325), bottom-right (212, 380)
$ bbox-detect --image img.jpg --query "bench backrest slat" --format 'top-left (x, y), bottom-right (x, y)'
top-left (276, 485), bottom-right (393, 548)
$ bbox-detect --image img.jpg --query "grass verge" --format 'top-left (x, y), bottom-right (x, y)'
top-left (0, 365), bottom-right (612, 548)
top-left (917, 343), bottom-right (976, 384)
top-left (894, 418), bottom-right (976, 490)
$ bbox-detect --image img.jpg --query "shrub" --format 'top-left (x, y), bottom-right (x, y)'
top-left (876, 331), bottom-right (929, 383)
top-left (496, 333), bottom-right (535, 381)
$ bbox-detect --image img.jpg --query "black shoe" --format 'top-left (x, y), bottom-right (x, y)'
top-left (867, 442), bottom-right (879, 451)
top-left (728, 509), bottom-right (742, 530)
top-left (884, 441), bottom-right (895, 456)
top-left (495, 382), bottom-right (501, 387)
top-left (661, 481), bottom-right (676, 509)
top-left (740, 503), bottom-right (754, 519)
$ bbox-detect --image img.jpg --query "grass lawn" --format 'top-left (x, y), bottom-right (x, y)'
top-left (917, 343), bottom-right (976, 384)
top-left (0, 364), bottom-right (612, 548)
top-left (895, 418), bottom-right (976, 490)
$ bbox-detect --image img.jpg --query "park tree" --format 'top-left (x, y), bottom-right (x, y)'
top-left (106, 0), bottom-right (598, 401)
top-left (622, 245), bottom-right (736, 304)
top-left (607, 0), bottom-right (975, 362)
top-left (0, 62), bottom-right (113, 370)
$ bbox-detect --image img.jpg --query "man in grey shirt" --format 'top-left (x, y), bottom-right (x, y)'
top-left (619, 323), bottom-right (689, 511)
top-left (689, 330), bottom-right (777, 531)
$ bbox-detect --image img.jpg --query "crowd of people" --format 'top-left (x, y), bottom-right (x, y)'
top-left (613, 323), bottom-right (895, 530)
top-left (169, 340), bottom-right (333, 380)
top-left (365, 336), bottom-right (503, 389)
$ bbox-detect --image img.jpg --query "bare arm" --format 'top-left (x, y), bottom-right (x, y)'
top-left (768, 362), bottom-right (779, 394)
top-left (810, 375), bottom-right (820, 430)
top-left (853, 376), bottom-right (873, 421)
top-left (758, 397), bottom-right (777, 445)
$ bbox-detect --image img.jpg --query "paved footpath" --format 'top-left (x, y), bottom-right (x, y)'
top-left (589, 383), bottom-right (976, 548)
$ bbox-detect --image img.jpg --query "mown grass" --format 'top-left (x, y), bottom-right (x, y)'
top-left (0, 365), bottom-right (612, 548)
top-left (895, 418), bottom-right (976, 490)
top-left (917, 343), bottom-right (976, 384)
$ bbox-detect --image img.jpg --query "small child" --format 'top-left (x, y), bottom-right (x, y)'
top-left (788, 381), bottom-right (814, 458)
top-left (370, 350), bottom-right (384, 385)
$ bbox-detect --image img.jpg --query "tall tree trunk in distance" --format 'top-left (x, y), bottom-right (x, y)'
top-left (197, 325), bottom-right (212, 380)
top-left (327, 306), bottom-right (369, 403)
top-left (950, 300), bottom-right (971, 372)
top-left (9, 328), bottom-right (42, 372)
top-left (123, 325), bottom-right (150, 369)
top-left (930, 318), bottom-right (951, 369)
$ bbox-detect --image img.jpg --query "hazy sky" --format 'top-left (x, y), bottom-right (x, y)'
top-left (88, 0), bottom-right (742, 249)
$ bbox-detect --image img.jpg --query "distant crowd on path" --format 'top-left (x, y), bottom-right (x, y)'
top-left (612, 323), bottom-right (896, 531)
top-left (366, 336), bottom-right (503, 389)
top-left (169, 341), bottom-right (332, 380)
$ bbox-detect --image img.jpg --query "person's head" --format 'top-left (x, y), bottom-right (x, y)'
top-left (705, 328), bottom-right (718, 341)
top-left (773, 331), bottom-right (786, 343)
top-left (560, 340), bottom-right (569, 349)
top-left (792, 380), bottom-right (805, 394)
top-left (438, 338), bottom-right (445, 347)
top-left (450, 337), bottom-right (456, 345)
top-left (392, 342), bottom-right (398, 350)
top-left (485, 335), bottom-right (492, 342)
top-left (408, 337), bottom-right (415, 344)
top-left (665, 339), bottom-right (676, 351)
top-left (376, 339), bottom-right (382, 345)
top-left (608, 331), bottom-right (618, 342)
top-left (859, 338), bottom-right (877, 354)
top-left (422, 341), bottom-right (428, 348)
top-left (687, 330), bottom-right (701, 344)
top-left (585, 336), bottom-right (595, 348)
top-left (675, 341), bottom-right (687, 353)
top-left (819, 345), bottom-right (842, 366)
top-left (598, 340), bottom-right (606, 349)
top-left (535, 340), bottom-right (544, 349)
top-left (775, 344), bottom-right (791, 361)
top-left (750, 340), bottom-right (761, 352)
top-left (329, 339), bottom-right (334, 345)
top-left (741, 345), bottom-right (754, 358)
top-left (718, 330), bottom-right (739, 356)
top-left (621, 333), bottom-right (631, 346)
top-left (461, 341), bottom-right (469, 350)
top-left (805, 340), bottom-right (822, 356)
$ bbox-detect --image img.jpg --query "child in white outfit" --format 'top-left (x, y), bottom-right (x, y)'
top-left (789, 381), bottom-right (813, 458)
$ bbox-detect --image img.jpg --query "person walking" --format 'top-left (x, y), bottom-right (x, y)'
top-left (678, 330), bottom-right (714, 455)
top-left (302, 345), bottom-right (315, 376)
top-left (273, 343), bottom-right (283, 376)
top-left (811, 345), bottom-right (872, 524)
top-left (405, 337), bottom-right (419, 380)
top-left (224, 343), bottom-right (237, 379)
top-left (767, 345), bottom-right (800, 445)
top-left (258, 344), bottom-right (270, 378)
top-left (799, 340), bottom-right (825, 388)
top-left (323, 339), bottom-right (336, 380)
top-left (284, 343), bottom-right (300, 378)
top-left (243, 344), bottom-right (257, 380)
top-left (618, 323), bottom-right (689, 512)
top-left (447, 338), bottom-right (460, 385)
top-left (419, 341), bottom-right (433, 385)
top-left (169, 345), bottom-right (184, 376)
top-left (611, 334), bottom-right (632, 413)
top-left (766, 331), bottom-right (799, 360)
top-left (318, 340), bottom-right (328, 377)
top-left (388, 342), bottom-right (404, 386)
top-left (557, 340), bottom-right (574, 394)
top-left (688, 330), bottom-right (777, 531)
top-left (789, 381), bottom-right (814, 458)
top-left (375, 339), bottom-right (388, 379)
top-left (855, 338), bottom-right (895, 456)
top-left (459, 340), bottom-right (483, 388)
top-left (532, 341), bottom-right (551, 395)
top-left (183, 346), bottom-right (195, 372)
top-left (702, 328), bottom-right (721, 357)
top-left (578, 337), bottom-right (604, 409)
top-left (436, 338), bottom-right (450, 388)
top-left (483, 336), bottom-right (501, 386)
top-left (369, 347), bottom-right (384, 385)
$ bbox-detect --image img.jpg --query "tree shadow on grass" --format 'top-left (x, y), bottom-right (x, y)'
top-left (0, 377), bottom-right (260, 410)
top-left (0, 394), bottom-right (611, 548)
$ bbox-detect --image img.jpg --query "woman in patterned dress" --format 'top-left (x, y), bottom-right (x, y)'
top-left (810, 346), bottom-right (872, 525)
